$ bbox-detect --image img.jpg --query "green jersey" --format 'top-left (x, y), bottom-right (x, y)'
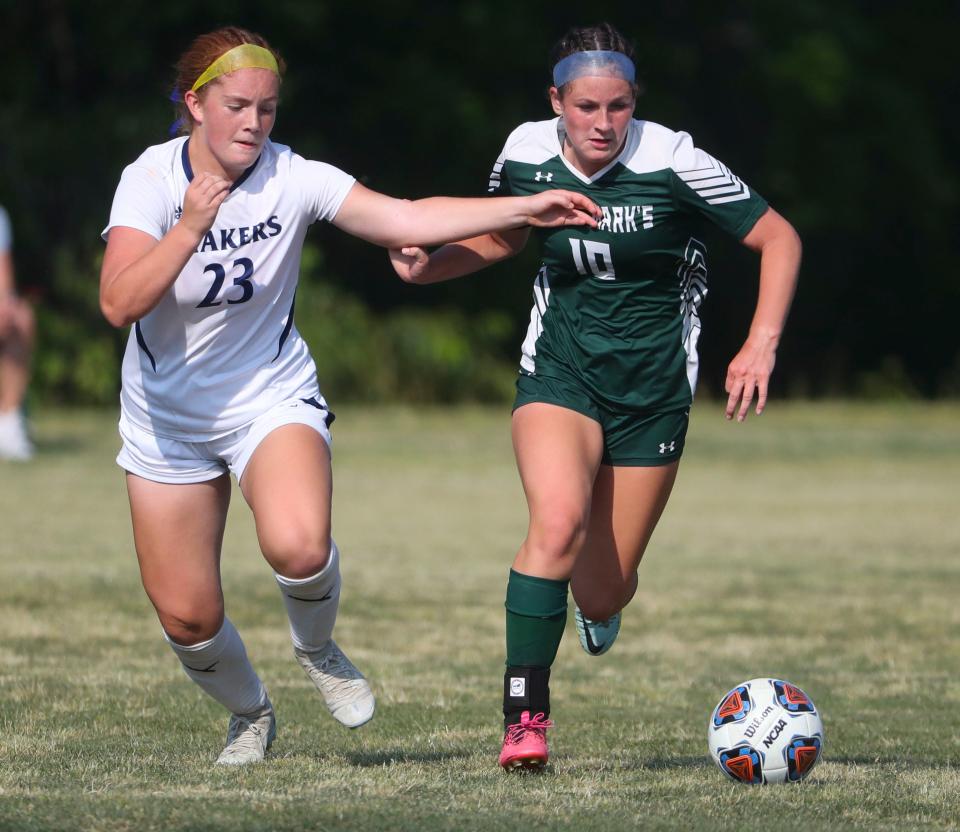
top-left (489, 118), bottom-right (768, 412)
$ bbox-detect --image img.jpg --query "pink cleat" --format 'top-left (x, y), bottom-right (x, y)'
top-left (499, 710), bottom-right (554, 770)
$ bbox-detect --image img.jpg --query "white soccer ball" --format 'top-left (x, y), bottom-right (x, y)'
top-left (707, 677), bottom-right (824, 784)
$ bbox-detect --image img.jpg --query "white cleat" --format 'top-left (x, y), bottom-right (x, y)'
top-left (215, 703), bottom-right (276, 766)
top-left (294, 640), bottom-right (375, 728)
top-left (574, 606), bottom-right (621, 656)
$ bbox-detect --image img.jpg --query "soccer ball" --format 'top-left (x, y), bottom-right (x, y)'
top-left (707, 678), bottom-right (824, 784)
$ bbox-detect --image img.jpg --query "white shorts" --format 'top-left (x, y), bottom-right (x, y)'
top-left (117, 396), bottom-right (334, 484)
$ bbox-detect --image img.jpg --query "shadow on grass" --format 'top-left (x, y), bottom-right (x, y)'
top-left (561, 755), bottom-right (711, 775)
top-left (345, 747), bottom-right (468, 767)
top-left (825, 754), bottom-right (938, 768)
top-left (636, 755), bottom-right (711, 771)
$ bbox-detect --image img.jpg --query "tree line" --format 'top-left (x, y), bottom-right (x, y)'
top-left (2, 0), bottom-right (957, 403)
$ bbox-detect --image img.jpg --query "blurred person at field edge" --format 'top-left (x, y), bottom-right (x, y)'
top-left (0, 204), bottom-right (35, 461)
top-left (99, 27), bottom-right (599, 766)
top-left (390, 22), bottom-right (802, 770)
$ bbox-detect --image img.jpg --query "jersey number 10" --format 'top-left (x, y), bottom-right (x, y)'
top-left (569, 239), bottom-right (615, 281)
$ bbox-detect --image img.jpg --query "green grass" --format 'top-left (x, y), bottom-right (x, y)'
top-left (1, 402), bottom-right (958, 831)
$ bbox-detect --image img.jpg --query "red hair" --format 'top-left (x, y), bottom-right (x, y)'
top-left (172, 27), bottom-right (285, 134)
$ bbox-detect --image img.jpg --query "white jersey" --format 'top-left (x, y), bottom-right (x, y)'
top-left (103, 137), bottom-right (355, 440)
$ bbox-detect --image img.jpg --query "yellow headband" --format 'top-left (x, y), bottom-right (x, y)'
top-left (191, 44), bottom-right (279, 92)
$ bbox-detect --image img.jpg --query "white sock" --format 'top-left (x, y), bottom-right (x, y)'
top-left (274, 540), bottom-right (341, 652)
top-left (165, 617), bottom-right (269, 716)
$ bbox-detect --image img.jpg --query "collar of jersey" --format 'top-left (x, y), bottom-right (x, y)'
top-left (554, 117), bottom-right (640, 185)
top-left (180, 138), bottom-right (262, 193)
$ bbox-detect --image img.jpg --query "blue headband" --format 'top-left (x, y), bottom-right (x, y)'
top-left (552, 50), bottom-right (636, 88)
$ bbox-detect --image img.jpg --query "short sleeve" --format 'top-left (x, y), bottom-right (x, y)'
top-left (486, 134), bottom-right (515, 196)
top-left (102, 163), bottom-right (176, 242)
top-left (292, 156), bottom-right (356, 224)
top-left (0, 206), bottom-right (11, 252)
top-left (669, 131), bottom-right (768, 239)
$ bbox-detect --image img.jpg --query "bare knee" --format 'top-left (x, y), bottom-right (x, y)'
top-left (157, 602), bottom-right (224, 645)
top-left (524, 510), bottom-right (588, 565)
top-left (534, 511), bottom-right (588, 559)
top-left (262, 529), bottom-right (332, 579)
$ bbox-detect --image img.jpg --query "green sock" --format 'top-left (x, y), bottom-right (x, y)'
top-left (504, 569), bottom-right (569, 667)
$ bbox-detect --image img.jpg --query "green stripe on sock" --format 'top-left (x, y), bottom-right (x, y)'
top-left (505, 569), bottom-right (569, 667)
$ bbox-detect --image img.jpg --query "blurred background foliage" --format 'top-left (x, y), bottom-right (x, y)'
top-left (1, 0), bottom-right (957, 404)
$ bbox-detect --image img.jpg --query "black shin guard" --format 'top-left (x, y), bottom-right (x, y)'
top-left (503, 666), bottom-right (551, 727)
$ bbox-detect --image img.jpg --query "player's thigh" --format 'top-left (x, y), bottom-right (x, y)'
top-left (239, 422), bottom-right (333, 578)
top-left (512, 402), bottom-right (604, 565)
top-left (572, 461), bottom-right (679, 610)
top-left (126, 472), bottom-right (230, 633)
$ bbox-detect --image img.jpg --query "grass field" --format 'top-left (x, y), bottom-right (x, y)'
top-left (1, 402), bottom-right (958, 831)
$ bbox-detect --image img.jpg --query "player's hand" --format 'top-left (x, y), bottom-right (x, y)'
top-left (725, 334), bottom-right (778, 422)
top-left (389, 246), bottom-right (431, 283)
top-left (179, 171), bottom-right (231, 237)
top-left (522, 190), bottom-right (601, 229)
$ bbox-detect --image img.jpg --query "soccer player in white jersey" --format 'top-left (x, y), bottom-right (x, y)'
top-left (390, 23), bottom-right (802, 769)
top-left (100, 26), bottom-right (599, 766)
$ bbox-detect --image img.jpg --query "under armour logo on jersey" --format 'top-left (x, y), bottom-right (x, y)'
top-left (534, 171), bottom-right (554, 182)
top-left (659, 441), bottom-right (676, 454)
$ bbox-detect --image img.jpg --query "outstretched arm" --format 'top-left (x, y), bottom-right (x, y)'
top-left (390, 228), bottom-right (530, 285)
top-left (725, 207), bottom-right (802, 422)
top-left (332, 183), bottom-right (597, 249)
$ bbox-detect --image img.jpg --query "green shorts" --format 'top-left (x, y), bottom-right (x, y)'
top-left (514, 372), bottom-right (689, 466)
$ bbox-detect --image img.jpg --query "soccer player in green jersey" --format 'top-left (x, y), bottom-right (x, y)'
top-left (390, 23), bottom-right (801, 770)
